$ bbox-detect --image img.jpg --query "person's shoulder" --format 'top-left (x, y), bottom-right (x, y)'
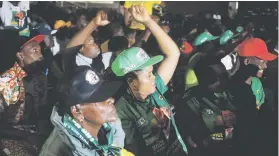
top-left (154, 72), bottom-right (168, 93)
top-left (115, 96), bottom-right (130, 109)
top-left (39, 127), bottom-right (73, 156)
top-left (115, 95), bottom-right (132, 119)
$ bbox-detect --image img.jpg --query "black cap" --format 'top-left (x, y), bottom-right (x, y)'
top-left (159, 15), bottom-right (171, 26)
top-left (0, 30), bottom-right (45, 74)
top-left (57, 66), bottom-right (123, 108)
top-left (108, 36), bottom-right (128, 52)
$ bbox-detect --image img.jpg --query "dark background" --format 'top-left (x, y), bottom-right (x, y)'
top-left (166, 1), bottom-right (278, 15)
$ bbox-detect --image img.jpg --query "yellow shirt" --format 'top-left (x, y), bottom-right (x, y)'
top-left (124, 1), bottom-right (161, 30)
top-left (124, 1), bottom-right (161, 15)
top-left (185, 68), bottom-right (199, 89)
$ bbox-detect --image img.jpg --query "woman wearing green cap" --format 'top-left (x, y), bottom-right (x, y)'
top-left (111, 5), bottom-right (187, 156)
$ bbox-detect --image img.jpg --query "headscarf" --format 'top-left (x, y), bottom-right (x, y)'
top-left (0, 62), bottom-right (27, 105)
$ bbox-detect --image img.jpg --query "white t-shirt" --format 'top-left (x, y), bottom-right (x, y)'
top-left (76, 52), bottom-right (114, 70)
top-left (102, 52), bottom-right (114, 69)
top-left (51, 37), bottom-right (60, 56)
top-left (76, 53), bottom-right (93, 67)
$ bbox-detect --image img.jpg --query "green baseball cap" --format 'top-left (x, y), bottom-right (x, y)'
top-left (220, 30), bottom-right (234, 45)
top-left (251, 77), bottom-right (265, 107)
top-left (112, 47), bottom-right (164, 76)
top-left (193, 32), bottom-right (219, 46)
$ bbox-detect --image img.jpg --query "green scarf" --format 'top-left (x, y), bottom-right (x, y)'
top-left (63, 114), bottom-right (121, 156)
top-left (251, 77), bottom-right (265, 107)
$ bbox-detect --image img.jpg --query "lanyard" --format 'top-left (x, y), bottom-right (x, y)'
top-left (63, 114), bottom-right (121, 156)
top-left (153, 93), bottom-right (188, 154)
top-left (127, 85), bottom-right (188, 154)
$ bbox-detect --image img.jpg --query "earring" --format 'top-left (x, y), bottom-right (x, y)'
top-left (79, 118), bottom-right (84, 124)
top-left (245, 58), bottom-right (250, 65)
top-left (108, 99), bottom-right (114, 105)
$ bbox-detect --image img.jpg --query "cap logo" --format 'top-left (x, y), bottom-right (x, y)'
top-left (200, 37), bottom-right (208, 44)
top-left (124, 64), bottom-right (136, 74)
top-left (85, 70), bottom-right (99, 85)
top-left (224, 36), bottom-right (230, 42)
top-left (136, 49), bottom-right (149, 61)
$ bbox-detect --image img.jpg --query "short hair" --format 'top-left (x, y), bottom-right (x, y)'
top-left (108, 36), bottom-right (128, 53)
top-left (108, 21), bottom-right (124, 37)
top-left (124, 70), bottom-right (142, 84)
top-left (124, 27), bottom-right (136, 39)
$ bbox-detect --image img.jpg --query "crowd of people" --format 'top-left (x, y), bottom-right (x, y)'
top-left (0, 1), bottom-right (278, 156)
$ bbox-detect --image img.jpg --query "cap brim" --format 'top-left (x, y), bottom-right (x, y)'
top-left (136, 55), bottom-right (164, 70)
top-left (257, 52), bottom-right (278, 61)
top-left (21, 35), bottom-right (45, 48)
top-left (85, 80), bottom-right (123, 103)
top-left (51, 30), bottom-right (58, 35)
top-left (194, 36), bottom-right (219, 46)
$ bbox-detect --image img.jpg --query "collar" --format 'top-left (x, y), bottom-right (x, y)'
top-left (76, 53), bottom-right (93, 67)
top-left (63, 114), bottom-right (121, 156)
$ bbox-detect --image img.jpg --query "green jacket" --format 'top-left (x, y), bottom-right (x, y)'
top-left (39, 106), bottom-right (125, 156)
top-left (115, 73), bottom-right (170, 155)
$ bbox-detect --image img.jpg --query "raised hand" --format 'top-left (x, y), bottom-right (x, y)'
top-left (128, 5), bottom-right (151, 25)
top-left (93, 10), bottom-right (110, 27)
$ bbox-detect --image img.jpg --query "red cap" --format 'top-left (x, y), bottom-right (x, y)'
top-left (238, 38), bottom-right (277, 61)
top-left (181, 41), bottom-right (193, 54)
top-left (21, 35), bottom-right (45, 48)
